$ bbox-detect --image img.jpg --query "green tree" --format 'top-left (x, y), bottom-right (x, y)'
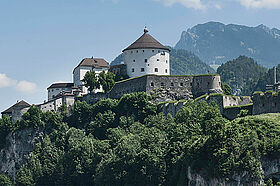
top-left (82, 71), bottom-right (100, 93)
top-left (222, 82), bottom-right (233, 95)
top-left (0, 174), bottom-right (12, 186)
top-left (98, 71), bottom-right (116, 93)
top-left (0, 115), bottom-right (14, 148)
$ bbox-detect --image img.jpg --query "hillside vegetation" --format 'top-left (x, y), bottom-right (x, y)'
top-left (217, 56), bottom-right (280, 96)
top-left (110, 48), bottom-right (215, 75)
top-left (1, 92), bottom-right (280, 185)
top-left (217, 56), bottom-right (267, 95)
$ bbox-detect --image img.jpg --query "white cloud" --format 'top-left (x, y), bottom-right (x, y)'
top-left (155, 0), bottom-right (206, 10)
top-left (239, 0), bottom-right (280, 9)
top-left (0, 73), bottom-right (38, 94)
top-left (0, 74), bottom-right (17, 88)
top-left (16, 81), bottom-right (38, 94)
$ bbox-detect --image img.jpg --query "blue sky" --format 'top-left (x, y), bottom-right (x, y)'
top-left (1, 0), bottom-right (280, 114)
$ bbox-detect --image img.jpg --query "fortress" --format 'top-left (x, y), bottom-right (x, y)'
top-left (4, 27), bottom-right (277, 121)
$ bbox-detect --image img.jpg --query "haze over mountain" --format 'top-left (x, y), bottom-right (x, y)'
top-left (175, 22), bottom-right (280, 67)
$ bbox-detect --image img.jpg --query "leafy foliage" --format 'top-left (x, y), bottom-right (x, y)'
top-left (1, 92), bottom-right (280, 185)
top-left (217, 56), bottom-right (267, 95)
top-left (82, 71), bottom-right (100, 92)
top-left (98, 71), bottom-right (116, 93)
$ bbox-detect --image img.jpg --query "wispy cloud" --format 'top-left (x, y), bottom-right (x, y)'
top-left (0, 73), bottom-right (38, 94)
top-left (239, 0), bottom-right (280, 9)
top-left (154, 0), bottom-right (206, 10)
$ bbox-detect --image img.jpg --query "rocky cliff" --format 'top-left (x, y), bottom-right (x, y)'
top-left (175, 22), bottom-right (280, 67)
top-left (0, 127), bottom-right (44, 178)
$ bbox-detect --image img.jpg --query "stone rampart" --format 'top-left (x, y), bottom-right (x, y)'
top-left (253, 91), bottom-right (280, 115)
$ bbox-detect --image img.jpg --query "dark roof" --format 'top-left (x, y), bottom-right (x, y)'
top-left (47, 83), bottom-right (74, 89)
top-left (123, 31), bottom-right (170, 52)
top-left (74, 58), bottom-right (109, 72)
top-left (2, 100), bottom-right (30, 114)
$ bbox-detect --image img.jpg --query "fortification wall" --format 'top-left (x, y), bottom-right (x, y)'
top-left (192, 75), bottom-right (223, 97)
top-left (109, 75), bottom-right (148, 99)
top-left (253, 92), bottom-right (280, 115)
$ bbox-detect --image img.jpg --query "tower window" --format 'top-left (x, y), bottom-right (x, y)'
top-left (166, 60), bottom-right (168, 63)
top-left (171, 82), bottom-right (174, 87)
top-left (143, 50), bottom-right (145, 52)
top-left (157, 59), bottom-right (159, 61)
top-left (152, 50), bottom-right (154, 52)
top-left (141, 68), bottom-right (145, 72)
top-left (155, 68), bottom-right (158, 72)
top-left (165, 69), bottom-right (168, 73)
top-left (133, 60), bottom-right (136, 62)
top-left (145, 59), bottom-right (148, 63)
top-left (151, 82), bottom-right (154, 87)
top-left (132, 68), bottom-right (135, 72)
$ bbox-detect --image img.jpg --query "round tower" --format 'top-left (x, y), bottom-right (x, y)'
top-left (123, 27), bottom-right (170, 78)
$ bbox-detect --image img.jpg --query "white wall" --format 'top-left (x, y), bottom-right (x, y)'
top-left (48, 87), bottom-right (72, 101)
top-left (124, 49), bottom-right (170, 78)
top-left (73, 66), bottom-right (108, 94)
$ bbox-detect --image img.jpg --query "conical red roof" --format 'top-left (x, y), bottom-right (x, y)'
top-left (123, 32), bottom-right (170, 52)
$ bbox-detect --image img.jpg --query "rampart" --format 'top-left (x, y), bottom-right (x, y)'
top-left (253, 91), bottom-right (280, 115)
top-left (109, 74), bottom-right (223, 100)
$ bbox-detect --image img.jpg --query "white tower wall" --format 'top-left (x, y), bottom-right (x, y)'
top-left (124, 48), bottom-right (170, 78)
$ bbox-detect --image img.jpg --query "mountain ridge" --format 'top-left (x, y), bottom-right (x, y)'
top-left (175, 21), bottom-right (280, 67)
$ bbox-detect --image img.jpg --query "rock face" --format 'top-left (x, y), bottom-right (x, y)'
top-left (0, 127), bottom-right (44, 178)
top-left (175, 22), bottom-right (280, 67)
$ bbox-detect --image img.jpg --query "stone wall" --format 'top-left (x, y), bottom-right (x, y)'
top-left (253, 91), bottom-right (280, 115)
top-left (109, 74), bottom-right (222, 101)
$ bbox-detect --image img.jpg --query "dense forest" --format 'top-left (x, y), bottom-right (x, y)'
top-left (217, 56), bottom-right (280, 96)
top-left (110, 48), bottom-right (215, 75)
top-left (1, 92), bottom-right (280, 185)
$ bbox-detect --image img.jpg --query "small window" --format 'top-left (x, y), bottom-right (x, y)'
top-left (208, 82), bottom-right (210, 85)
top-left (157, 59), bottom-right (159, 61)
top-left (155, 68), bottom-right (158, 72)
top-left (161, 82), bottom-right (164, 87)
top-left (151, 82), bottom-right (154, 87)
top-left (152, 50), bottom-right (154, 52)
top-left (132, 68), bottom-right (135, 72)
top-left (165, 69), bottom-right (168, 73)
top-left (180, 83), bottom-right (184, 87)
top-left (141, 68), bottom-right (145, 72)
top-left (136, 50), bottom-right (138, 53)
top-left (133, 60), bottom-right (136, 62)
top-left (190, 83), bottom-right (192, 86)
top-left (158, 50), bottom-right (160, 53)
top-left (145, 59), bottom-right (148, 63)
top-left (161, 52), bottom-right (165, 55)
top-left (131, 51), bottom-right (133, 53)
top-left (171, 82), bottom-right (174, 87)
top-left (166, 60), bottom-right (168, 63)
top-left (143, 50), bottom-right (145, 52)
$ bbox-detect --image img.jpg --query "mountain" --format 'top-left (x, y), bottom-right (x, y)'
top-left (217, 56), bottom-right (267, 95)
top-left (110, 48), bottom-right (215, 75)
top-left (175, 22), bottom-right (280, 67)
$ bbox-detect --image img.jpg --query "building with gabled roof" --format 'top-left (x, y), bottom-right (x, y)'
top-left (47, 83), bottom-right (74, 101)
top-left (1, 100), bottom-right (30, 122)
top-left (73, 57), bottom-right (110, 95)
